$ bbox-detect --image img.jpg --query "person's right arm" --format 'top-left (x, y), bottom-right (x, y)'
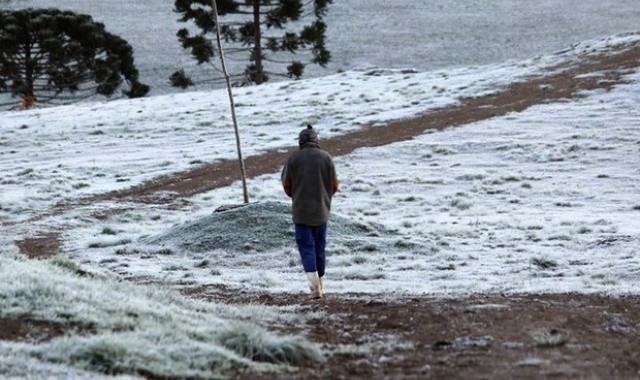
top-left (281, 158), bottom-right (293, 197)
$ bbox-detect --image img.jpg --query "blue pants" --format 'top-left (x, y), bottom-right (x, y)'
top-left (295, 224), bottom-right (327, 277)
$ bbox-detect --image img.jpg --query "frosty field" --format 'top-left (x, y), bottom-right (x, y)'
top-left (1, 25), bottom-right (639, 379)
top-left (2, 33), bottom-right (639, 296)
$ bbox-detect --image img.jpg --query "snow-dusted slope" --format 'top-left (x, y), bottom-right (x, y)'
top-left (1, 34), bottom-right (639, 297)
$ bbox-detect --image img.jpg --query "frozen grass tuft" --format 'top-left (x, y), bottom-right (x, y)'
top-left (50, 256), bottom-right (84, 273)
top-left (218, 324), bottom-right (324, 365)
top-left (88, 238), bottom-right (132, 249)
top-left (531, 257), bottom-right (559, 270)
top-left (329, 344), bottom-right (372, 358)
top-left (432, 146), bottom-right (458, 155)
top-left (0, 346), bottom-right (136, 380)
top-left (50, 256), bottom-right (97, 278)
top-left (344, 271), bottom-right (386, 281)
top-left (34, 332), bottom-right (260, 378)
top-left (531, 328), bottom-right (570, 347)
top-left (450, 196), bottom-right (473, 211)
top-left (101, 226), bottom-right (118, 235)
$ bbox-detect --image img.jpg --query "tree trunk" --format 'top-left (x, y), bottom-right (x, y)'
top-left (22, 38), bottom-right (36, 101)
top-left (252, 0), bottom-right (265, 84)
top-left (212, 0), bottom-right (249, 204)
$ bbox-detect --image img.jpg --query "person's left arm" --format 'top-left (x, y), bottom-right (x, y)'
top-left (330, 159), bottom-right (339, 195)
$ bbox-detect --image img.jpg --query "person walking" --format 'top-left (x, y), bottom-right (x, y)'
top-left (282, 124), bottom-right (339, 299)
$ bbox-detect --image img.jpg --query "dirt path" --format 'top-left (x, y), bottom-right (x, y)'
top-left (185, 287), bottom-right (640, 380)
top-left (3, 288), bottom-right (638, 379)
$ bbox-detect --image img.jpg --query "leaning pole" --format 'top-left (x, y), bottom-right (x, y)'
top-left (211, 0), bottom-right (250, 204)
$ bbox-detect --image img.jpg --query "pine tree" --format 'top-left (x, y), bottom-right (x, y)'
top-left (0, 8), bottom-right (149, 106)
top-left (173, 0), bottom-right (332, 86)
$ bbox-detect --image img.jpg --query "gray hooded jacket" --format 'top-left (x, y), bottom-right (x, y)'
top-left (281, 126), bottom-right (339, 226)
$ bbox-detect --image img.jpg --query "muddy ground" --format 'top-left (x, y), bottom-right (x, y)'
top-left (187, 287), bottom-right (640, 379)
top-left (2, 289), bottom-right (638, 379)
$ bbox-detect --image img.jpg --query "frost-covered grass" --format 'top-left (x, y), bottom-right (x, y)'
top-left (1, 34), bottom-right (637, 230)
top-left (2, 34), bottom-right (639, 298)
top-left (32, 35), bottom-right (637, 297)
top-left (0, 9), bottom-right (637, 378)
top-left (0, 350), bottom-right (138, 380)
top-left (0, 57), bottom-right (547, 227)
top-left (0, 31), bottom-right (639, 292)
top-left (0, 250), bottom-right (323, 378)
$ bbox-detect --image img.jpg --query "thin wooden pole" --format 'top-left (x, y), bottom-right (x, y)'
top-left (211, 0), bottom-right (249, 204)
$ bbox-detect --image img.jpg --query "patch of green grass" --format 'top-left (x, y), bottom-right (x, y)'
top-left (394, 239), bottom-right (418, 249)
top-left (577, 226), bottom-right (592, 234)
top-left (69, 340), bottom-right (127, 373)
top-left (502, 175), bottom-right (522, 182)
top-left (194, 259), bottom-right (210, 268)
top-left (531, 257), bottom-right (558, 270)
top-left (163, 264), bottom-right (187, 271)
top-left (51, 257), bottom-right (87, 276)
top-left (114, 247), bottom-right (144, 255)
top-left (88, 239), bottom-right (132, 249)
top-left (101, 227), bottom-right (117, 235)
top-left (72, 182), bottom-right (90, 190)
top-left (344, 272), bottom-right (385, 281)
top-left (352, 256), bottom-right (367, 264)
top-left (359, 244), bottom-right (378, 252)
top-left (450, 197), bottom-right (472, 210)
top-left (329, 344), bottom-right (371, 358)
top-left (435, 264), bottom-right (456, 271)
top-left (155, 248), bottom-right (174, 255)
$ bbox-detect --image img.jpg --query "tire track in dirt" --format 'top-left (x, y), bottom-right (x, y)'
top-left (14, 42), bottom-right (640, 257)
